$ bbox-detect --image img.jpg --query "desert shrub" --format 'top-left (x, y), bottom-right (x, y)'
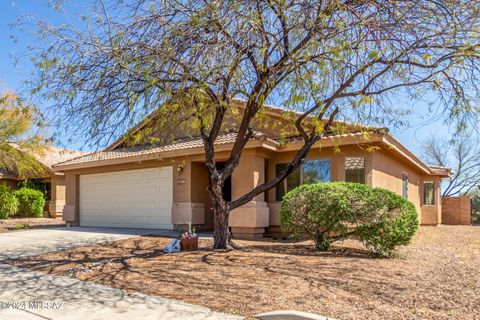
top-left (280, 182), bottom-right (375, 250)
top-left (471, 192), bottom-right (480, 224)
top-left (14, 187), bottom-right (45, 217)
top-left (280, 182), bottom-right (418, 256)
top-left (16, 179), bottom-right (44, 192)
top-left (0, 184), bottom-right (19, 219)
top-left (355, 188), bottom-right (419, 257)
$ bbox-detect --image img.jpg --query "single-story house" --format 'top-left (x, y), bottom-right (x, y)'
top-left (0, 146), bottom-right (85, 217)
top-left (53, 101), bottom-right (450, 238)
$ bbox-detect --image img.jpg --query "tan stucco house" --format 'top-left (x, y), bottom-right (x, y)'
top-left (0, 147), bottom-right (85, 217)
top-left (53, 102), bottom-right (450, 238)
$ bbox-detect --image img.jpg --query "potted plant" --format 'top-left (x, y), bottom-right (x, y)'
top-left (179, 221), bottom-right (198, 251)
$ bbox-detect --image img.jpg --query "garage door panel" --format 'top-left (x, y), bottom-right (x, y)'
top-left (79, 167), bottom-right (173, 229)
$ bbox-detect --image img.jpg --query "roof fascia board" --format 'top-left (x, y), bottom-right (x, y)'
top-left (381, 135), bottom-right (431, 175)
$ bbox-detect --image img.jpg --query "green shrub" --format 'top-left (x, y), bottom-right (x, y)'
top-left (280, 182), bottom-right (418, 256)
top-left (280, 182), bottom-right (375, 250)
top-left (471, 191), bottom-right (480, 224)
top-left (14, 187), bottom-right (45, 217)
top-left (354, 188), bottom-right (419, 257)
top-left (16, 179), bottom-right (44, 192)
top-left (0, 184), bottom-right (19, 219)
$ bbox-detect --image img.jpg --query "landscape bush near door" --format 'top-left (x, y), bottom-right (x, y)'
top-left (14, 188), bottom-right (45, 217)
top-left (0, 184), bottom-right (19, 219)
top-left (280, 182), bottom-right (418, 257)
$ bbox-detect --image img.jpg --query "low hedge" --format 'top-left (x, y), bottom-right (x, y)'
top-left (280, 182), bottom-right (367, 250)
top-left (0, 184), bottom-right (19, 219)
top-left (14, 187), bottom-right (45, 218)
top-left (280, 182), bottom-right (418, 257)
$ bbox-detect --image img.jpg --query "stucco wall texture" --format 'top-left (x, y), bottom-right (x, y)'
top-left (61, 141), bottom-right (447, 238)
top-left (442, 196), bottom-right (471, 225)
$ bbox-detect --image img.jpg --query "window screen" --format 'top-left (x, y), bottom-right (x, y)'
top-left (402, 173), bottom-right (409, 199)
top-left (423, 182), bottom-right (435, 205)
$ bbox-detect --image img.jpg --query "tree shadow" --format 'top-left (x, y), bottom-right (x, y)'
top-left (234, 239), bottom-right (375, 259)
top-left (3, 231), bottom-right (477, 320)
top-left (0, 263), bottom-right (237, 319)
top-left (4, 236), bottom-right (414, 319)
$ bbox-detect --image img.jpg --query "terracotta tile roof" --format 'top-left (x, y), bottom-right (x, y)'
top-left (55, 133), bottom-right (278, 168)
top-left (54, 130), bottom-right (385, 169)
top-left (307, 130), bottom-right (384, 140)
top-left (106, 98), bottom-right (387, 151)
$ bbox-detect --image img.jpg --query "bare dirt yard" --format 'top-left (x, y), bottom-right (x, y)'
top-left (5, 225), bottom-right (480, 320)
top-left (0, 217), bottom-right (64, 233)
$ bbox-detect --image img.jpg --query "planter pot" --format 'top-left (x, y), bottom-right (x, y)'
top-left (180, 237), bottom-right (198, 251)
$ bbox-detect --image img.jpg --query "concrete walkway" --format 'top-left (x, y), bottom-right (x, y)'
top-left (0, 228), bottom-right (240, 319)
top-left (0, 227), bottom-right (179, 260)
top-left (0, 264), bottom-right (243, 320)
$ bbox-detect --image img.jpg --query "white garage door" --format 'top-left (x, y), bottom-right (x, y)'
top-left (79, 167), bottom-right (173, 229)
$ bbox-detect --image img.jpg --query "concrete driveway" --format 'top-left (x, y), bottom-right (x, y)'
top-left (0, 227), bottom-right (241, 320)
top-left (0, 226), bottom-right (178, 260)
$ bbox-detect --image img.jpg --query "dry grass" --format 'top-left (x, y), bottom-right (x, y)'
top-left (7, 225), bottom-right (480, 320)
top-left (0, 217), bottom-right (64, 233)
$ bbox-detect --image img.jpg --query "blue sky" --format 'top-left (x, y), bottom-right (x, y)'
top-left (0, 0), bottom-right (453, 157)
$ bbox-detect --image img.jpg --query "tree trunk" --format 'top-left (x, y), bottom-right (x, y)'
top-left (212, 203), bottom-right (231, 249)
top-left (207, 171), bottom-right (232, 249)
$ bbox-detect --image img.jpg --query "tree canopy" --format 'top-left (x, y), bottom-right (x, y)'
top-left (0, 92), bottom-right (46, 179)
top-left (26, 0), bottom-right (480, 248)
top-left (31, 1), bottom-right (480, 142)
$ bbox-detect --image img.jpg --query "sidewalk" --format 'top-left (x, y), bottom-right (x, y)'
top-left (0, 264), bottom-right (243, 320)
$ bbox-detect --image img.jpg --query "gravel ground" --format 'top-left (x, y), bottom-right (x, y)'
top-left (6, 225), bottom-right (480, 320)
top-left (0, 217), bottom-right (65, 233)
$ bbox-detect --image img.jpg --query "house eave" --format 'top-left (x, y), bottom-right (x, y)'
top-left (381, 135), bottom-right (452, 176)
top-left (53, 139), bottom-right (279, 172)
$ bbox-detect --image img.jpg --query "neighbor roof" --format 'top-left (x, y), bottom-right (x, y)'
top-left (34, 147), bottom-right (88, 171)
top-left (2, 145), bottom-right (88, 180)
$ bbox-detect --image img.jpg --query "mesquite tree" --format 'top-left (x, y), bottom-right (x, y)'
top-left (423, 135), bottom-right (480, 196)
top-left (28, 0), bottom-right (479, 248)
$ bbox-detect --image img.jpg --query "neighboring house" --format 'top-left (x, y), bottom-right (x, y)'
top-left (53, 101), bottom-right (450, 238)
top-left (0, 147), bottom-right (85, 217)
